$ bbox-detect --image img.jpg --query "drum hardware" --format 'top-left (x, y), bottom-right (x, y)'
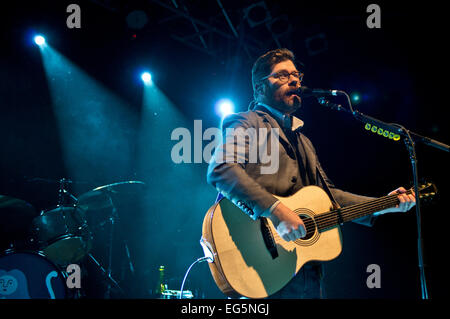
top-left (76, 181), bottom-right (146, 211)
top-left (57, 178), bottom-right (79, 206)
top-left (31, 178), bottom-right (93, 267)
top-left (1, 179), bottom-right (144, 298)
top-left (124, 240), bottom-right (135, 274)
top-left (75, 181), bottom-right (144, 298)
top-left (104, 189), bottom-right (117, 298)
top-left (86, 253), bottom-right (124, 296)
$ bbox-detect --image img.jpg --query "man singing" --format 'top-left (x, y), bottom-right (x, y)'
top-left (207, 48), bottom-right (415, 298)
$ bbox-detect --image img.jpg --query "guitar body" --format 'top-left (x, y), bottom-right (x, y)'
top-left (202, 185), bottom-right (343, 299)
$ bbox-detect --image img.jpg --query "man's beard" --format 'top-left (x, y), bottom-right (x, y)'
top-left (276, 95), bottom-right (302, 114)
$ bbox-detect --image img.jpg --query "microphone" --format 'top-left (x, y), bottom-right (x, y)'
top-left (295, 86), bottom-right (349, 112)
top-left (296, 86), bottom-right (344, 98)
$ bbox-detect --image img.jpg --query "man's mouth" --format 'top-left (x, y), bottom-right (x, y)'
top-left (286, 90), bottom-right (299, 97)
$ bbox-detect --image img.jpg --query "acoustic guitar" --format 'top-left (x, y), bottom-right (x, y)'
top-left (201, 183), bottom-right (436, 298)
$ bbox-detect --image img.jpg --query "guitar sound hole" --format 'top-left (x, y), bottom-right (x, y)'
top-left (298, 214), bottom-right (316, 240)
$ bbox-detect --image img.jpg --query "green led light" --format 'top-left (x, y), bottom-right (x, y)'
top-left (364, 123), bottom-right (401, 142)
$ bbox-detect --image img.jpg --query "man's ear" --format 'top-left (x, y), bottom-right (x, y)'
top-left (255, 82), bottom-right (265, 99)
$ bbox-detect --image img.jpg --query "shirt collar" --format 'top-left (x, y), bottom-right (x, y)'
top-left (256, 102), bottom-right (304, 132)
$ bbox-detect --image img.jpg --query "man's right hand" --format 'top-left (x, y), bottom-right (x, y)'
top-left (268, 202), bottom-right (306, 241)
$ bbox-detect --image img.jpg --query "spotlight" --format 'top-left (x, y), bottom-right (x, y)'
top-left (216, 99), bottom-right (235, 118)
top-left (352, 93), bottom-right (361, 103)
top-left (34, 35), bottom-right (46, 46)
top-left (141, 72), bottom-right (152, 84)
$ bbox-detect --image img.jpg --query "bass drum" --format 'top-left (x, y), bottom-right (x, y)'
top-left (0, 250), bottom-right (67, 299)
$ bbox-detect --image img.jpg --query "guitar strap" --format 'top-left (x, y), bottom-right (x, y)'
top-left (214, 192), bottom-right (224, 203)
top-left (316, 165), bottom-right (341, 210)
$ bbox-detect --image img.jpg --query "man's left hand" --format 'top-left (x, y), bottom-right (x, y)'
top-left (375, 187), bottom-right (416, 216)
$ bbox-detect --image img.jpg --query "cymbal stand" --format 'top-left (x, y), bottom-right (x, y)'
top-left (104, 190), bottom-right (117, 298)
top-left (79, 188), bottom-right (124, 297)
top-left (102, 191), bottom-right (135, 297)
top-left (57, 178), bottom-right (70, 207)
top-left (87, 253), bottom-right (124, 295)
top-left (57, 178), bottom-right (79, 206)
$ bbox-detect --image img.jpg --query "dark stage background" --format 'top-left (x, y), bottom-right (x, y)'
top-left (0, 0), bottom-right (448, 299)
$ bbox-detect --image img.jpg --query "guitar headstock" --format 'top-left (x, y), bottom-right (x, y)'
top-left (416, 182), bottom-right (438, 202)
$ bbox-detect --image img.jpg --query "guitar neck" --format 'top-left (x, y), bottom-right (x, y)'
top-left (315, 189), bottom-right (414, 231)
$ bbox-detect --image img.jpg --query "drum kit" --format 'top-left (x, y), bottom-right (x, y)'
top-left (0, 178), bottom-right (145, 299)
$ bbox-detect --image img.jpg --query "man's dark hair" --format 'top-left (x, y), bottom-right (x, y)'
top-left (251, 48), bottom-right (299, 101)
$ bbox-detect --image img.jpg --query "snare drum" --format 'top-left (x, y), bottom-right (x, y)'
top-left (32, 206), bottom-right (92, 266)
top-left (0, 251), bottom-right (67, 299)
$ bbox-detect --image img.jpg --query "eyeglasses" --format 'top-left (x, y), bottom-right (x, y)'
top-left (260, 70), bottom-right (304, 83)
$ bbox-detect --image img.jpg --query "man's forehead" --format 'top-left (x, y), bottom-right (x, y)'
top-left (271, 60), bottom-right (297, 73)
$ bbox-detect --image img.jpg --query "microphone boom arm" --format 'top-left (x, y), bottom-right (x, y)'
top-left (315, 93), bottom-right (449, 153)
top-left (317, 89), bottom-right (449, 300)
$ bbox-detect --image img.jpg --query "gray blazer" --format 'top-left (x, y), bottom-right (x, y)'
top-left (207, 105), bottom-right (376, 226)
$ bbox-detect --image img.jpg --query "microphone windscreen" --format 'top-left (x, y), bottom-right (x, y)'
top-left (298, 86), bottom-right (313, 97)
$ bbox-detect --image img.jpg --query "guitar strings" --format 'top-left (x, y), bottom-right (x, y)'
top-left (316, 194), bottom-right (399, 226)
top-left (316, 197), bottom-right (399, 230)
top-left (318, 190), bottom-right (414, 228)
top-left (275, 195), bottom-right (398, 236)
top-left (298, 196), bottom-right (393, 230)
top-left (314, 194), bottom-right (403, 230)
top-left (272, 195), bottom-right (398, 242)
top-left (297, 190), bottom-right (414, 234)
top-left (270, 196), bottom-right (399, 242)
top-left (269, 188), bottom-right (420, 241)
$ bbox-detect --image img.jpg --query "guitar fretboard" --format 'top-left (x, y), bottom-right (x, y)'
top-left (314, 190), bottom-right (414, 232)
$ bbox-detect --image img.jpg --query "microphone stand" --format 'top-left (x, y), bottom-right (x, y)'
top-left (316, 94), bottom-right (449, 300)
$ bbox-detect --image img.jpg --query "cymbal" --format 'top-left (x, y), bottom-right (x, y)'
top-left (0, 195), bottom-right (37, 238)
top-left (0, 195), bottom-right (36, 219)
top-left (25, 177), bottom-right (90, 184)
top-left (77, 181), bottom-right (145, 211)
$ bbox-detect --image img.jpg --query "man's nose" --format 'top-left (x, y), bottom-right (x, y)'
top-left (289, 77), bottom-right (300, 88)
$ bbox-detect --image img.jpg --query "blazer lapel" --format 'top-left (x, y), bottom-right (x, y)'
top-left (298, 133), bottom-right (318, 185)
top-left (255, 109), bottom-right (292, 148)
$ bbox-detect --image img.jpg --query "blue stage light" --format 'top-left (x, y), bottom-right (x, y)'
top-left (216, 99), bottom-right (235, 117)
top-left (34, 35), bottom-right (46, 46)
top-left (141, 72), bottom-right (152, 84)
